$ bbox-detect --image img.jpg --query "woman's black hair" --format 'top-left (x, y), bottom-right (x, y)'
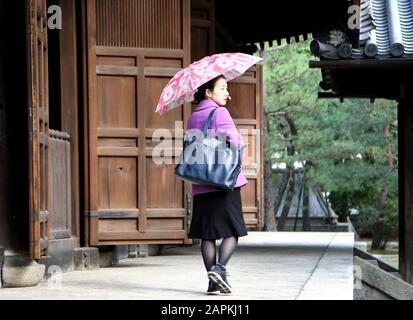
top-left (193, 75), bottom-right (226, 103)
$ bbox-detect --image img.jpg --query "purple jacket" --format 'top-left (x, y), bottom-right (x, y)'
top-left (187, 99), bottom-right (248, 195)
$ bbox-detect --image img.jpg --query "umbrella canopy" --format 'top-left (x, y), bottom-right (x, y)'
top-left (155, 52), bottom-right (263, 115)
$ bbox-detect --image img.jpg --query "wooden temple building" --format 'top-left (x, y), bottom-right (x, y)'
top-left (0, 0), bottom-right (264, 277)
top-left (0, 0), bottom-right (412, 288)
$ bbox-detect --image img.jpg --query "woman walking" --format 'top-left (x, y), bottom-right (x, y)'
top-left (187, 75), bottom-right (248, 295)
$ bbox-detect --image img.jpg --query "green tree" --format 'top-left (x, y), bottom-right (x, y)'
top-left (263, 39), bottom-right (398, 249)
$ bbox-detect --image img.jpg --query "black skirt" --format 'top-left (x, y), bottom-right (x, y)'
top-left (188, 187), bottom-right (248, 240)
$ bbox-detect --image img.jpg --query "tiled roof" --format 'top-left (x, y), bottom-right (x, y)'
top-left (311, 0), bottom-right (413, 59)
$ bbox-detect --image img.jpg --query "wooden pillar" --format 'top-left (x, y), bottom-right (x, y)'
top-left (0, 0), bottom-right (10, 249)
top-left (0, 0), bottom-right (30, 254)
top-left (398, 94), bottom-right (413, 285)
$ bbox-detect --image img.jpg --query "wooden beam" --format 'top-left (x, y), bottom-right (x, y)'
top-left (310, 59), bottom-right (413, 69)
top-left (95, 46), bottom-right (184, 58)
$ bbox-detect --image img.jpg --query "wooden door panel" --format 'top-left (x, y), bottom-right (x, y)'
top-left (240, 180), bottom-right (259, 227)
top-left (96, 0), bottom-right (183, 49)
top-left (145, 76), bottom-right (183, 129)
top-left (97, 76), bottom-right (137, 128)
top-left (99, 219), bottom-right (139, 232)
top-left (227, 86), bottom-right (256, 119)
top-left (147, 218), bottom-right (185, 231)
top-left (226, 65), bottom-right (264, 228)
top-left (97, 56), bottom-right (137, 66)
top-left (145, 58), bottom-right (182, 68)
top-left (84, 0), bottom-right (191, 245)
top-left (239, 124), bottom-right (259, 168)
top-left (98, 157), bottom-right (138, 209)
top-left (191, 0), bottom-right (215, 61)
top-left (146, 160), bottom-right (184, 208)
top-left (48, 131), bottom-right (72, 239)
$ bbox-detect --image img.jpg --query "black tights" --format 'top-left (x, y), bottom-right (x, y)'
top-left (201, 237), bottom-right (238, 271)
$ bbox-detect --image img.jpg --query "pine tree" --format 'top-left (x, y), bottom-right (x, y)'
top-left (263, 39), bottom-right (398, 249)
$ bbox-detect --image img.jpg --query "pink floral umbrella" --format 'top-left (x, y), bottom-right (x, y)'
top-left (155, 52), bottom-right (263, 115)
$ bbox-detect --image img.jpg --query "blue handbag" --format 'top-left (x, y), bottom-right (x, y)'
top-left (175, 108), bottom-right (245, 191)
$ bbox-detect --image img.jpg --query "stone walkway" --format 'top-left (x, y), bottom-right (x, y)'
top-left (0, 232), bottom-right (354, 300)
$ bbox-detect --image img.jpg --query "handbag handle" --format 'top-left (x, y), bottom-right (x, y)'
top-left (202, 107), bottom-right (218, 137)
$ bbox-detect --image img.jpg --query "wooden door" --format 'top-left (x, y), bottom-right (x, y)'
top-left (226, 65), bottom-right (264, 228)
top-left (27, 0), bottom-right (50, 259)
top-left (191, 0), bottom-right (215, 61)
top-left (191, 0), bottom-right (264, 229)
top-left (83, 0), bottom-right (191, 246)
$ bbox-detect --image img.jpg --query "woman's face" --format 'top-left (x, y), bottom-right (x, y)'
top-left (206, 78), bottom-right (230, 106)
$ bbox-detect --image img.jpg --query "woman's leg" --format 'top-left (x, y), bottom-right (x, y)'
top-left (207, 236), bottom-right (238, 294)
top-left (201, 239), bottom-right (216, 271)
top-left (218, 236), bottom-right (238, 266)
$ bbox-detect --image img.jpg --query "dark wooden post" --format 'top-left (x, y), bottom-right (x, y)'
top-left (398, 93), bottom-right (413, 285)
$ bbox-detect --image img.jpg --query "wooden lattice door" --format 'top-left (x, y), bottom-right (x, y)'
top-left (27, 0), bottom-right (50, 259)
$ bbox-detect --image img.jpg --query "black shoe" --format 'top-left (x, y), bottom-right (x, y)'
top-left (206, 280), bottom-right (220, 295)
top-left (208, 263), bottom-right (232, 294)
